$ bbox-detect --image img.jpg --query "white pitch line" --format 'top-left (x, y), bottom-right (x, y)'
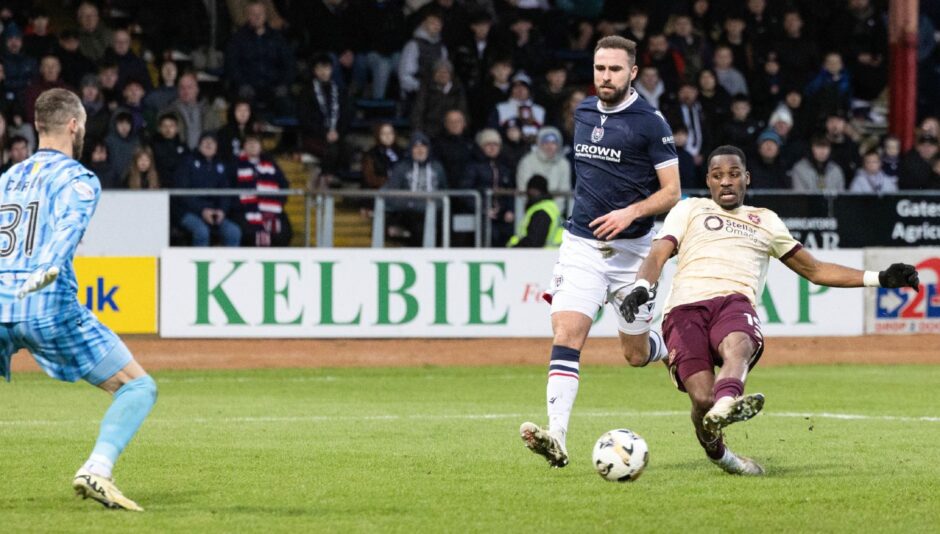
top-left (1, 410), bottom-right (939, 427)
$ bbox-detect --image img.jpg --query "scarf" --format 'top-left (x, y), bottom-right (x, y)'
top-left (314, 80), bottom-right (339, 131)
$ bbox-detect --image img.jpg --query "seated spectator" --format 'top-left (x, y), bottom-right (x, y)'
top-left (750, 50), bottom-right (783, 119)
top-left (881, 135), bottom-right (901, 177)
top-left (465, 128), bottom-right (514, 247)
top-left (623, 7), bottom-right (651, 52)
top-left (398, 10), bottom-right (447, 101)
top-left (767, 106), bottom-right (806, 170)
top-left (451, 11), bottom-right (504, 94)
top-left (164, 71), bottom-right (224, 150)
top-left (2, 23), bottom-right (37, 100)
top-left (383, 132), bottom-right (447, 247)
top-left (773, 10), bottom-right (819, 91)
top-left (748, 130), bottom-right (789, 189)
top-left (217, 99), bottom-right (259, 162)
top-left (790, 135), bottom-right (845, 193)
top-left (506, 11), bottom-right (548, 77)
top-left (0, 135), bottom-right (29, 174)
top-left (361, 121), bottom-right (404, 213)
top-left (516, 126), bottom-right (571, 212)
top-left (126, 146), bottom-right (161, 189)
top-left (53, 29), bottom-right (97, 89)
top-left (103, 28), bottom-right (152, 91)
top-left (353, 0), bottom-right (407, 100)
top-left (499, 118), bottom-right (529, 172)
top-left (0, 64), bottom-right (21, 120)
top-left (23, 55), bottom-right (71, 123)
top-left (152, 112), bottom-right (189, 185)
top-left (24, 9), bottom-right (57, 59)
top-left (468, 57), bottom-right (512, 131)
top-left (720, 94), bottom-right (762, 148)
top-left (492, 72), bottom-right (545, 143)
top-left (79, 74), bottom-right (109, 153)
top-left (120, 79), bottom-right (149, 133)
top-left (671, 124), bottom-right (700, 190)
top-left (824, 111), bottom-right (860, 180)
top-left (143, 60), bottom-right (180, 119)
top-left (234, 134), bottom-right (293, 246)
top-left (804, 52), bottom-right (852, 124)
top-left (224, 0), bottom-right (295, 118)
top-left (697, 68), bottom-right (731, 126)
top-left (174, 133), bottom-right (242, 247)
top-left (713, 45), bottom-right (748, 97)
top-left (899, 134), bottom-right (940, 189)
top-left (432, 109), bottom-right (473, 190)
top-left (412, 60), bottom-right (468, 140)
top-left (298, 55), bottom-right (351, 188)
top-left (642, 33), bottom-right (684, 95)
top-left (533, 63), bottom-right (568, 127)
top-left (76, 1), bottom-right (112, 63)
top-left (105, 111), bottom-right (141, 185)
top-left (668, 13), bottom-right (710, 82)
top-left (97, 62), bottom-right (121, 111)
top-left (718, 13), bottom-right (752, 75)
top-left (635, 66), bottom-right (667, 111)
top-left (508, 175), bottom-right (563, 248)
top-left (850, 149), bottom-right (898, 193)
top-left (85, 140), bottom-right (121, 189)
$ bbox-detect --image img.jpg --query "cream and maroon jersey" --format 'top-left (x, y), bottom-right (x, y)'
top-left (655, 197), bottom-right (802, 313)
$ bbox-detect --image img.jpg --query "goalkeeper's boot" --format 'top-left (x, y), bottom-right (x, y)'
top-left (73, 468), bottom-right (144, 511)
top-left (711, 447), bottom-right (765, 476)
top-left (519, 422), bottom-right (569, 468)
top-left (703, 393), bottom-right (765, 434)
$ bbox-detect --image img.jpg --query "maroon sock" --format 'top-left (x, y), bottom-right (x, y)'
top-left (703, 435), bottom-right (725, 460)
top-left (713, 377), bottom-right (744, 401)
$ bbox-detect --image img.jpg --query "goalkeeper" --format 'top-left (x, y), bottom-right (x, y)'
top-left (620, 145), bottom-right (920, 476)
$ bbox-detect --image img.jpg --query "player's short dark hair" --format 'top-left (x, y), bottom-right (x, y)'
top-left (706, 145), bottom-right (747, 168)
top-left (34, 88), bottom-right (83, 134)
top-left (594, 36), bottom-right (637, 64)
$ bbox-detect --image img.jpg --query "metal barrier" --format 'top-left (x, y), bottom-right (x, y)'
top-left (164, 188), bottom-right (483, 248)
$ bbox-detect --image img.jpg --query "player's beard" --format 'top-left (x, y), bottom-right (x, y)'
top-left (72, 126), bottom-right (85, 159)
top-left (597, 78), bottom-right (632, 106)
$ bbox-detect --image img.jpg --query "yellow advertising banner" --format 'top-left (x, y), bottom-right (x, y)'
top-left (73, 257), bottom-right (157, 334)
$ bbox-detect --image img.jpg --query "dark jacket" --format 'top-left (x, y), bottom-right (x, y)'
top-left (152, 135), bottom-right (189, 187)
top-left (464, 149), bottom-right (514, 213)
top-left (103, 48), bottom-right (153, 90)
top-left (384, 157), bottom-right (447, 212)
top-left (1, 51), bottom-right (36, 97)
top-left (298, 79), bottom-right (351, 141)
top-left (173, 152), bottom-right (237, 219)
top-left (224, 24), bottom-right (295, 92)
top-left (432, 133), bottom-right (474, 191)
top-left (749, 155), bottom-right (790, 189)
top-left (411, 81), bottom-right (468, 139)
top-left (362, 144), bottom-right (403, 190)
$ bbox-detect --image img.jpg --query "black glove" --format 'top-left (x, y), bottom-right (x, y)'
top-left (620, 286), bottom-right (651, 323)
top-left (879, 263), bottom-right (920, 290)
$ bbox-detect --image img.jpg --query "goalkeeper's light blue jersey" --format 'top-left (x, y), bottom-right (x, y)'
top-left (0, 149), bottom-right (101, 321)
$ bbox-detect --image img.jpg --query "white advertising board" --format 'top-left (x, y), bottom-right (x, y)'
top-left (78, 191), bottom-right (169, 256)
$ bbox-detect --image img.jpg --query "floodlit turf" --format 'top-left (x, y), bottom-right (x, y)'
top-left (1, 364), bottom-right (938, 533)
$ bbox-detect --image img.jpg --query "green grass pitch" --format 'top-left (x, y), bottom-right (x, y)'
top-left (1, 364), bottom-right (938, 532)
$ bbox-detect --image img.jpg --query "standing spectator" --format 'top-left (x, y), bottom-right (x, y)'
top-left (668, 13), bottom-right (710, 82)
top-left (398, 10), bottom-right (448, 101)
top-left (773, 10), bottom-right (819, 91)
top-left (712, 45), bottom-right (748, 97)
top-left (0, 112), bottom-right (9, 166)
top-left (534, 62), bottom-right (569, 128)
top-left (144, 60), bottom-right (180, 119)
top-left (0, 135), bottom-right (28, 174)
top-left (748, 130), bottom-right (789, 189)
top-left (719, 94), bottom-right (761, 148)
top-left (432, 109), bottom-right (474, 190)
top-left (165, 72), bottom-right (224, 150)
top-left (23, 9), bottom-right (57, 58)
top-left (790, 135), bottom-right (845, 193)
top-left (152, 112), bottom-right (189, 186)
top-left (97, 62), bottom-right (121, 111)
top-left (899, 134), bottom-right (940, 189)
top-left (22, 55), bottom-right (71, 123)
top-left (411, 59), bottom-right (468, 139)
top-left (352, 0), bottom-right (407, 100)
top-left (174, 133), bottom-right (242, 247)
top-left (749, 50), bottom-right (783, 119)
top-left (635, 66), bottom-right (667, 110)
top-left (0, 65), bottom-right (20, 120)
top-left (103, 28), bottom-right (152, 92)
top-left (2, 23), bottom-right (37, 100)
top-left (105, 111), bottom-right (141, 184)
top-left (850, 149), bottom-right (897, 193)
top-left (744, 0), bottom-right (776, 57)
top-left (224, 0), bottom-right (295, 118)
top-left (804, 52), bottom-right (852, 124)
top-left (515, 126), bottom-right (571, 211)
top-left (717, 13), bottom-right (751, 76)
top-left (881, 135), bottom-right (901, 178)
top-left (298, 55), bottom-right (351, 187)
top-left (671, 124), bottom-right (700, 190)
top-left (53, 29), bottom-right (97, 89)
top-left (412, 0), bottom-right (471, 49)
top-left (451, 11), bottom-right (503, 94)
top-left (622, 7), bottom-right (651, 53)
top-left (663, 82), bottom-right (709, 168)
top-left (508, 174), bottom-right (563, 248)
top-left (696, 68), bottom-right (731, 127)
top-left (80, 74), bottom-right (110, 145)
top-left (76, 1), bottom-right (112, 63)
top-left (234, 134), bottom-right (293, 246)
top-left (383, 132), bottom-right (447, 246)
top-left (642, 33), bottom-right (684, 95)
top-left (84, 140), bottom-right (121, 189)
top-left (464, 128), bottom-right (514, 247)
top-left (468, 57), bottom-right (512, 131)
top-left (506, 11), bottom-right (548, 77)
top-left (492, 72), bottom-right (545, 143)
top-left (824, 111), bottom-right (860, 181)
top-left (126, 146), bottom-right (161, 190)
top-left (361, 121), bottom-right (403, 212)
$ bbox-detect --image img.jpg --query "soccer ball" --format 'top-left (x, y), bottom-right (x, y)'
top-left (592, 429), bottom-right (649, 482)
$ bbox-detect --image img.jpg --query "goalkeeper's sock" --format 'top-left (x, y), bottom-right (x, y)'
top-left (546, 345), bottom-right (580, 444)
top-left (85, 375), bottom-right (157, 476)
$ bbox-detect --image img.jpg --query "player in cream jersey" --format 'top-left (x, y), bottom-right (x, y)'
top-left (621, 146), bottom-right (920, 476)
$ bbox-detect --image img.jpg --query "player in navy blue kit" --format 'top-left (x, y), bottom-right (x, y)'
top-left (521, 36), bottom-right (681, 467)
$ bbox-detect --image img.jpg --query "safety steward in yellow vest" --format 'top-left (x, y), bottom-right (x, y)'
top-left (508, 174), bottom-right (564, 248)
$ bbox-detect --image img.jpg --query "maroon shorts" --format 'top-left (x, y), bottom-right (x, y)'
top-left (661, 293), bottom-right (765, 392)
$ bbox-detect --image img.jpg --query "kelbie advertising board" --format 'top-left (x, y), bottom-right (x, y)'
top-left (159, 248), bottom-right (863, 338)
top-left (866, 248), bottom-right (940, 334)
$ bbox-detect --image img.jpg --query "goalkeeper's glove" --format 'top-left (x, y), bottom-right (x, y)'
top-left (620, 281), bottom-right (655, 323)
top-left (16, 265), bottom-right (60, 299)
top-left (878, 263), bottom-right (920, 291)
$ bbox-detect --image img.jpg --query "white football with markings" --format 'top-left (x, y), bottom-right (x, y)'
top-left (592, 429), bottom-right (649, 482)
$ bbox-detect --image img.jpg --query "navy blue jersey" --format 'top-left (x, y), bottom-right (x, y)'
top-left (567, 90), bottom-right (678, 240)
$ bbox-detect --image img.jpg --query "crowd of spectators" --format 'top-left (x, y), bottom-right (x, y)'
top-left (1, 0), bottom-right (940, 247)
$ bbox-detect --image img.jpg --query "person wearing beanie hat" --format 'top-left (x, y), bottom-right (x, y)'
top-left (383, 130), bottom-right (447, 246)
top-left (749, 129), bottom-right (789, 189)
top-left (515, 125), bottom-right (571, 212)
